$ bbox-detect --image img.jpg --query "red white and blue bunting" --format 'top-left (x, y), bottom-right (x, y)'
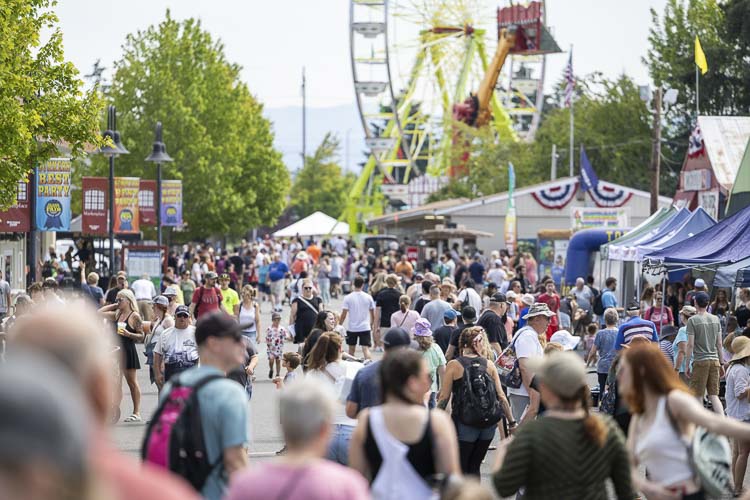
top-left (531, 179), bottom-right (578, 209)
top-left (531, 179), bottom-right (634, 210)
top-left (588, 181), bottom-right (633, 208)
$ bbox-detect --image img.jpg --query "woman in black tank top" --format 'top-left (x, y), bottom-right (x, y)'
top-left (349, 349), bottom-right (460, 497)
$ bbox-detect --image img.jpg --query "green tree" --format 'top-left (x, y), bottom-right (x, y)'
top-left (91, 12), bottom-right (289, 238)
top-left (290, 133), bottom-right (354, 218)
top-left (0, 0), bottom-right (101, 209)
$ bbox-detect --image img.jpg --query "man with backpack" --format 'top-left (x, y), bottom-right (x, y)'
top-left (189, 271), bottom-right (227, 321)
top-left (144, 311), bottom-right (249, 499)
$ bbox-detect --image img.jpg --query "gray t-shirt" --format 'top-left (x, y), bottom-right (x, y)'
top-left (0, 280), bottom-right (10, 313)
top-left (573, 286), bottom-right (593, 312)
top-left (161, 365), bottom-right (248, 500)
top-left (421, 299), bottom-right (452, 332)
top-left (687, 313), bottom-right (721, 362)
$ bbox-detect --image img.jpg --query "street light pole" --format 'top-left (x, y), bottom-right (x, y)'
top-left (145, 122), bottom-right (173, 248)
top-left (650, 88), bottom-right (662, 215)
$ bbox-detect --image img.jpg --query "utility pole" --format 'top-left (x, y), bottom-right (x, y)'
top-left (650, 88), bottom-right (662, 215)
top-left (550, 144), bottom-right (558, 180)
top-left (301, 67), bottom-right (307, 170)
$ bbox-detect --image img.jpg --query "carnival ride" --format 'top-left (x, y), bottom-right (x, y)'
top-left (344, 0), bottom-right (560, 232)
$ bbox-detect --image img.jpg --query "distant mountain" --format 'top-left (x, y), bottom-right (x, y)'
top-left (264, 104), bottom-right (366, 174)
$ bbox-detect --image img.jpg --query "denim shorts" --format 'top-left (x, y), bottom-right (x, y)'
top-left (327, 424), bottom-right (355, 465)
top-left (454, 420), bottom-right (496, 442)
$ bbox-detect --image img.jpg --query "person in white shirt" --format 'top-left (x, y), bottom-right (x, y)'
top-left (131, 274), bottom-right (157, 321)
top-left (339, 276), bottom-right (376, 360)
top-left (153, 305), bottom-right (198, 387)
top-left (726, 336), bottom-right (750, 494)
top-left (486, 260), bottom-right (507, 287)
top-left (507, 303), bottom-right (553, 424)
top-left (457, 280), bottom-right (482, 313)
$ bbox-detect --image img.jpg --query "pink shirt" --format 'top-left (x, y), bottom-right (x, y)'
top-left (225, 460), bottom-right (370, 500)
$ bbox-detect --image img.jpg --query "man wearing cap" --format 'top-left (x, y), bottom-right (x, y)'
top-left (686, 278), bottom-right (707, 307)
top-left (163, 285), bottom-right (181, 314)
top-left (154, 304), bottom-right (198, 386)
top-left (162, 312), bottom-right (250, 498)
top-left (105, 272), bottom-right (129, 305)
top-left (132, 273), bottom-right (158, 321)
top-left (478, 292), bottom-right (511, 356)
top-left (345, 327), bottom-right (412, 418)
top-left (673, 305), bottom-right (696, 384)
top-left (614, 301), bottom-right (658, 349)
top-left (434, 308), bottom-right (458, 355)
top-left (190, 271), bottom-right (227, 320)
top-left (685, 291), bottom-right (724, 414)
top-left (507, 303), bottom-right (553, 424)
top-left (219, 273), bottom-right (241, 316)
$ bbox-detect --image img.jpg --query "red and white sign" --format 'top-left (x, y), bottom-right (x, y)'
top-left (0, 180), bottom-right (31, 232)
top-left (406, 246), bottom-right (419, 261)
top-left (82, 177), bottom-right (108, 235)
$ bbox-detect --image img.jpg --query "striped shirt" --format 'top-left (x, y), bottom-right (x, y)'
top-left (614, 317), bottom-right (658, 350)
top-left (493, 415), bottom-right (636, 499)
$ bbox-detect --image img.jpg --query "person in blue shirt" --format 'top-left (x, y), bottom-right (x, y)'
top-left (614, 301), bottom-right (658, 350)
top-left (600, 277), bottom-right (621, 325)
top-left (551, 256), bottom-right (564, 288)
top-left (468, 255), bottom-right (485, 287)
top-left (267, 254), bottom-right (289, 313)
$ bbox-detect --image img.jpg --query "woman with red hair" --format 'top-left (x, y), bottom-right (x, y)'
top-left (620, 343), bottom-right (750, 499)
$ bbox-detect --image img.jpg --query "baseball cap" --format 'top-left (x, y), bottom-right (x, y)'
top-left (443, 309), bottom-right (458, 321)
top-left (694, 278), bottom-right (706, 288)
top-left (152, 295), bottom-right (169, 307)
top-left (204, 271), bottom-right (218, 280)
top-left (490, 292), bottom-right (510, 304)
top-left (220, 273), bottom-right (230, 280)
top-left (163, 286), bottom-right (178, 297)
top-left (626, 301), bottom-right (640, 312)
top-left (175, 305), bottom-right (190, 317)
top-left (195, 311), bottom-right (250, 345)
top-left (383, 327), bottom-right (411, 349)
top-left (694, 291), bottom-right (710, 307)
top-left (415, 273), bottom-right (424, 280)
top-left (462, 306), bottom-right (477, 322)
top-left (527, 351), bottom-right (587, 399)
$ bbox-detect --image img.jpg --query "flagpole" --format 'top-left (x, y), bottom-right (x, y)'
top-left (569, 44), bottom-right (574, 177)
top-left (695, 64), bottom-right (699, 117)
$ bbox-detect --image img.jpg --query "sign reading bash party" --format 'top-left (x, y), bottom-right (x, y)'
top-left (114, 177), bottom-right (140, 234)
top-left (160, 180), bottom-right (183, 227)
top-left (36, 158), bottom-right (72, 231)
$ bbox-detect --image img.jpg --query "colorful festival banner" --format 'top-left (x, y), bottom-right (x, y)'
top-left (138, 180), bottom-right (157, 226)
top-left (35, 158), bottom-right (71, 231)
top-left (82, 177), bottom-right (108, 235)
top-left (504, 162), bottom-right (517, 255)
top-left (114, 177), bottom-right (140, 234)
top-left (0, 180), bottom-right (31, 232)
top-left (160, 180), bottom-right (183, 227)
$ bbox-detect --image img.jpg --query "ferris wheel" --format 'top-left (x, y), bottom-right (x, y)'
top-left (344, 0), bottom-right (557, 232)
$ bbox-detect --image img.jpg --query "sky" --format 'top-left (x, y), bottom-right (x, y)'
top-left (53, 0), bottom-right (668, 168)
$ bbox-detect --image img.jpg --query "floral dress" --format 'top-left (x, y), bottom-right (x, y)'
top-left (266, 325), bottom-right (287, 359)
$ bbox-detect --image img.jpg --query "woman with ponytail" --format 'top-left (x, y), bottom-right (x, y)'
top-left (493, 351), bottom-right (635, 499)
top-left (306, 332), bottom-right (360, 466)
top-left (390, 294), bottom-right (420, 333)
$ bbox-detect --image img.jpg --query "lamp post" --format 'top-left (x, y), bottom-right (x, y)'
top-left (145, 122), bottom-right (173, 247)
top-left (97, 105), bottom-right (129, 276)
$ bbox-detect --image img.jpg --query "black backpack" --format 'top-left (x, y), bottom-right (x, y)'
top-left (593, 292), bottom-right (605, 316)
top-left (142, 373), bottom-right (223, 491)
top-left (456, 356), bottom-right (504, 427)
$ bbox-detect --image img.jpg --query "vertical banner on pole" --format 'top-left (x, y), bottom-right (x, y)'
top-left (0, 180), bottom-right (31, 232)
top-left (35, 158), bottom-right (71, 231)
top-left (82, 177), bottom-right (108, 235)
top-left (160, 180), bottom-right (183, 227)
top-left (504, 162), bottom-right (517, 255)
top-left (138, 180), bottom-right (157, 226)
top-left (114, 177), bottom-right (140, 234)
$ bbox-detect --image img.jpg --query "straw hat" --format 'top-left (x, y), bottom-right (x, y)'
top-left (522, 302), bottom-right (556, 320)
top-left (731, 337), bottom-right (750, 363)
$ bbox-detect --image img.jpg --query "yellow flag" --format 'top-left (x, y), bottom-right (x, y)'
top-left (695, 36), bottom-right (708, 75)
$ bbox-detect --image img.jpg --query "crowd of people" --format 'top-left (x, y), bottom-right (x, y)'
top-left (6, 234), bottom-right (750, 499)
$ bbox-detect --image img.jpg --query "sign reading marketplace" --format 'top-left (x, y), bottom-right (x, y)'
top-left (36, 158), bottom-right (72, 232)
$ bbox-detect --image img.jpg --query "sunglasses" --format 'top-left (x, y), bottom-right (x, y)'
top-left (176, 313), bottom-right (190, 318)
top-left (303, 287), bottom-right (313, 290)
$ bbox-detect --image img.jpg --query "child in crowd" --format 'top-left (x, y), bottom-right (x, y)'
top-left (584, 323), bottom-right (597, 353)
top-left (272, 351), bottom-right (302, 390)
top-left (265, 312), bottom-right (288, 378)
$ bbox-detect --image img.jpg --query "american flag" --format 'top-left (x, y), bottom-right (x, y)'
top-left (688, 123), bottom-right (705, 158)
top-left (564, 50), bottom-right (574, 107)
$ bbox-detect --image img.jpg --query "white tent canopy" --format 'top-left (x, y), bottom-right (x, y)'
top-left (273, 211), bottom-right (349, 238)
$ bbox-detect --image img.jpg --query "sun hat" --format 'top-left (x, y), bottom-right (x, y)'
top-left (522, 302), bottom-right (556, 320)
top-left (549, 330), bottom-right (581, 351)
top-left (659, 325), bottom-right (678, 342)
top-left (680, 305), bottom-right (697, 317)
top-left (527, 351), bottom-right (587, 399)
top-left (506, 290), bottom-right (517, 300)
top-left (731, 336), bottom-right (750, 363)
top-left (521, 293), bottom-right (535, 306)
top-left (413, 318), bottom-right (433, 337)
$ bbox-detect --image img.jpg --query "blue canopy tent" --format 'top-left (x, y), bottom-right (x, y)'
top-left (636, 207), bottom-right (716, 262)
top-left (714, 257), bottom-right (750, 288)
top-left (644, 203), bottom-right (750, 267)
top-left (608, 208), bottom-right (691, 262)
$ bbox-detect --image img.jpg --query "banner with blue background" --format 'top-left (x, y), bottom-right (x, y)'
top-left (36, 158), bottom-right (71, 231)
